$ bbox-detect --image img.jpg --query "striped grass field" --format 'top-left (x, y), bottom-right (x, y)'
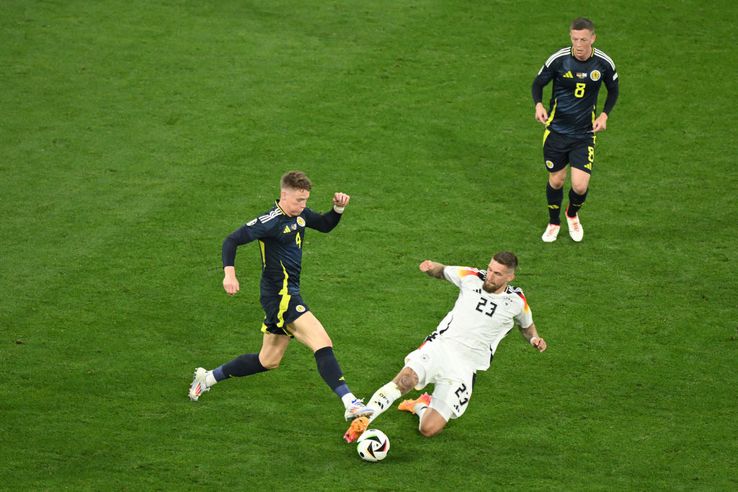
top-left (1, 1), bottom-right (736, 489)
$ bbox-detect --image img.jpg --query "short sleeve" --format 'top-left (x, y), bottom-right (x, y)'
top-left (443, 266), bottom-right (481, 288)
top-left (513, 289), bottom-right (534, 329)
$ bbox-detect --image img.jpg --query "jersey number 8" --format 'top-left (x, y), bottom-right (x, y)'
top-left (574, 82), bottom-right (586, 98)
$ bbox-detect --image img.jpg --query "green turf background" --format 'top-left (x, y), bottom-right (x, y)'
top-left (2, 0), bottom-right (736, 490)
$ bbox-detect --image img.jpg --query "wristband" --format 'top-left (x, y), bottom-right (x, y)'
top-left (333, 205), bottom-right (345, 214)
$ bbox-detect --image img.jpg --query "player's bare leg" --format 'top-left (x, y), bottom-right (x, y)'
top-left (288, 311), bottom-right (332, 351)
top-left (569, 167), bottom-right (590, 195)
top-left (393, 366), bottom-right (420, 393)
top-left (397, 392), bottom-right (447, 437)
top-left (548, 167), bottom-right (567, 189)
top-left (417, 407), bottom-right (447, 437)
top-left (258, 332), bottom-right (290, 369)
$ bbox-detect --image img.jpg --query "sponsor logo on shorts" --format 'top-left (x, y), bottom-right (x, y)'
top-left (296, 217), bottom-right (306, 227)
top-left (590, 70), bottom-right (601, 81)
top-left (545, 160), bottom-right (555, 169)
top-left (296, 305), bottom-right (306, 313)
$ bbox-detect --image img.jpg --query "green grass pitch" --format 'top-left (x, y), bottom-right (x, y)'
top-left (1, 1), bottom-right (736, 490)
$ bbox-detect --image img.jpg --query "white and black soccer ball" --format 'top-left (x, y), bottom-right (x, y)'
top-left (356, 429), bottom-right (390, 462)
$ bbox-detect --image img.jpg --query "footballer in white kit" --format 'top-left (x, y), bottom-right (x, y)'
top-left (344, 253), bottom-right (547, 443)
top-left (404, 265), bottom-right (533, 420)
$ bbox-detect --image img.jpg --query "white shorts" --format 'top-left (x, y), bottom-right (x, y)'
top-left (404, 340), bottom-right (474, 421)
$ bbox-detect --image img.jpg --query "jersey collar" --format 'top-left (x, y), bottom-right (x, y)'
top-left (275, 199), bottom-right (288, 216)
top-left (570, 46), bottom-right (594, 61)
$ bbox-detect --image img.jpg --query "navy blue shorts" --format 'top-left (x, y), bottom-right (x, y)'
top-left (260, 293), bottom-right (310, 336)
top-left (543, 130), bottom-right (595, 174)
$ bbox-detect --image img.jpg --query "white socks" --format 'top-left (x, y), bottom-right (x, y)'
top-left (415, 401), bottom-right (429, 426)
top-left (205, 371), bottom-right (218, 387)
top-left (341, 392), bottom-right (358, 408)
top-left (366, 382), bottom-right (402, 423)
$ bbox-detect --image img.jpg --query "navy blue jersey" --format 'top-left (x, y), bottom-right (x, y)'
top-left (532, 47), bottom-right (619, 138)
top-left (222, 201), bottom-right (342, 296)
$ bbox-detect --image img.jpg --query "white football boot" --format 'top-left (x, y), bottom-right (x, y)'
top-left (566, 214), bottom-right (584, 242)
top-left (541, 224), bottom-right (561, 242)
top-left (188, 367), bottom-right (210, 401)
top-left (344, 398), bottom-right (374, 421)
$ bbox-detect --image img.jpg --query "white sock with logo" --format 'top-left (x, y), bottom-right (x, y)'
top-left (415, 402), bottom-right (429, 420)
top-left (366, 382), bottom-right (402, 424)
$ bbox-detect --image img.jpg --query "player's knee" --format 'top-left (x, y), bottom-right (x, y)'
top-left (394, 369), bottom-right (419, 393)
top-left (420, 429), bottom-right (441, 438)
top-left (572, 183), bottom-right (588, 194)
top-left (418, 422), bottom-right (444, 438)
top-left (397, 375), bottom-right (414, 392)
top-left (548, 176), bottom-right (565, 189)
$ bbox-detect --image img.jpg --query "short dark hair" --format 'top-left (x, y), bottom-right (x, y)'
top-left (570, 17), bottom-right (595, 32)
top-left (493, 251), bottom-right (518, 271)
top-left (281, 171), bottom-right (312, 191)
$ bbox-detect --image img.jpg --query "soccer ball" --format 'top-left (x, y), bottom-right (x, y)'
top-left (356, 429), bottom-right (390, 462)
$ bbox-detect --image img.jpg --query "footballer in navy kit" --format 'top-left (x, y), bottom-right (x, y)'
top-left (188, 171), bottom-right (373, 425)
top-left (532, 17), bottom-right (619, 243)
top-left (223, 194), bottom-right (339, 302)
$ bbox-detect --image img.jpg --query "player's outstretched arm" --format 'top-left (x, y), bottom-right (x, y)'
top-left (303, 192), bottom-right (351, 232)
top-left (419, 260), bottom-right (446, 279)
top-left (520, 323), bottom-right (547, 352)
top-left (223, 266), bottom-right (240, 296)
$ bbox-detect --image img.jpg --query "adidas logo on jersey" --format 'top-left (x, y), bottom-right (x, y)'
top-left (563, 71), bottom-right (573, 78)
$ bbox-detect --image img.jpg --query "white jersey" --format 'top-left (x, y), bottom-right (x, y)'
top-left (426, 266), bottom-right (534, 372)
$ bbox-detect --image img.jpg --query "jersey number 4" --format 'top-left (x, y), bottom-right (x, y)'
top-left (475, 297), bottom-right (497, 317)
